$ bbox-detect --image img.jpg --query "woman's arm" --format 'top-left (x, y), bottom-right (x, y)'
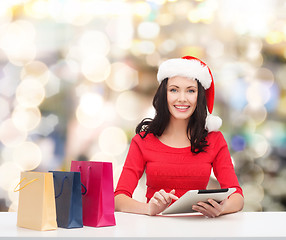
top-left (115, 194), bottom-right (149, 215)
top-left (192, 193), bottom-right (244, 218)
top-left (115, 189), bottom-right (179, 216)
top-left (221, 192), bottom-right (244, 214)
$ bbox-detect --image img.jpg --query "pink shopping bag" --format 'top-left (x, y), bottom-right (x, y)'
top-left (70, 161), bottom-right (116, 227)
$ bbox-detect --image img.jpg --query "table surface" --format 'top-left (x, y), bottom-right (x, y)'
top-left (0, 211), bottom-right (286, 238)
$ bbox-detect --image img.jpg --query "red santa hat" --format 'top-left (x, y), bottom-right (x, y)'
top-left (157, 56), bottom-right (222, 132)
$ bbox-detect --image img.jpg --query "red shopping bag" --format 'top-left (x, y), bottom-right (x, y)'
top-left (70, 161), bottom-right (116, 227)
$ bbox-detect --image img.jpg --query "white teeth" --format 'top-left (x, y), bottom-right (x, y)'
top-left (175, 106), bottom-right (189, 109)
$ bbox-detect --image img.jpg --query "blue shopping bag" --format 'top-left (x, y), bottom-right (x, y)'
top-left (49, 171), bottom-right (84, 228)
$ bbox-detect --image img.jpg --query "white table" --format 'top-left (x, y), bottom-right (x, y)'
top-left (0, 211), bottom-right (286, 238)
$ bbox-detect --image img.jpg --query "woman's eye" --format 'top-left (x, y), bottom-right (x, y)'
top-left (188, 89), bottom-right (195, 93)
top-left (170, 89), bottom-right (177, 92)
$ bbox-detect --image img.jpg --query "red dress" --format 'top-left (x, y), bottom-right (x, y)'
top-left (115, 131), bottom-right (243, 202)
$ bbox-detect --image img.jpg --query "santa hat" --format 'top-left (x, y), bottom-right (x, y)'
top-left (157, 56), bottom-right (222, 132)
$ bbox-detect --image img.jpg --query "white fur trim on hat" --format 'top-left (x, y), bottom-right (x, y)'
top-left (157, 58), bottom-right (212, 89)
top-left (205, 114), bottom-right (222, 132)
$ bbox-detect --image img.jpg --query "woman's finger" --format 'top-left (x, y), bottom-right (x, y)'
top-left (197, 201), bottom-right (222, 217)
top-left (149, 197), bottom-right (160, 206)
top-left (192, 205), bottom-right (214, 218)
top-left (154, 191), bottom-right (167, 204)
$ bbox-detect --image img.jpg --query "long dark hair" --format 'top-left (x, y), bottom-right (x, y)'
top-left (136, 78), bottom-right (209, 153)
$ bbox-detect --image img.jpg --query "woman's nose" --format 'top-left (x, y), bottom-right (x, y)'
top-left (178, 92), bottom-right (186, 101)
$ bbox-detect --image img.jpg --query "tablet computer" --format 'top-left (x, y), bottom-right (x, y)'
top-left (161, 188), bottom-right (236, 215)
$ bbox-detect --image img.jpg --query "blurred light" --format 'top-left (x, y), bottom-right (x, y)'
top-left (62, 0), bottom-right (94, 26)
top-left (246, 39), bottom-right (263, 61)
top-left (116, 91), bottom-right (143, 121)
top-left (132, 1), bottom-right (151, 17)
top-left (217, 0), bottom-right (272, 36)
top-left (100, 102), bottom-right (117, 123)
top-left (138, 22), bottom-right (160, 39)
top-left (157, 13), bottom-right (174, 26)
top-left (0, 97), bottom-right (10, 121)
top-left (79, 31), bottom-right (110, 57)
top-left (250, 134), bottom-right (270, 158)
top-left (21, 61), bottom-right (50, 86)
top-left (0, 63), bottom-right (21, 98)
top-left (243, 104), bottom-right (267, 125)
top-left (8, 201), bottom-right (18, 212)
top-left (7, 178), bottom-right (20, 205)
top-left (12, 141), bottom-right (42, 171)
top-left (243, 183), bottom-right (264, 211)
top-left (246, 82), bottom-right (270, 108)
top-left (258, 120), bottom-right (286, 148)
top-left (81, 55), bottom-right (111, 83)
top-left (51, 59), bottom-right (80, 84)
top-left (79, 93), bottom-right (103, 116)
top-left (33, 114), bottom-right (59, 137)
top-left (187, 2), bottom-right (215, 24)
top-left (0, 119), bottom-right (27, 147)
top-left (145, 106), bottom-right (156, 119)
top-left (266, 31), bottom-right (284, 44)
top-left (0, 20), bottom-right (36, 66)
top-left (16, 78), bottom-right (45, 108)
top-left (254, 68), bottom-right (274, 85)
top-left (0, 162), bottom-right (22, 191)
top-left (263, 173), bottom-right (286, 197)
top-left (12, 106), bottom-right (41, 131)
top-left (264, 83), bottom-right (280, 112)
top-left (44, 72), bottom-right (60, 98)
top-left (277, 94), bottom-right (286, 116)
top-left (276, 65), bottom-right (286, 89)
top-left (76, 93), bottom-right (105, 129)
top-left (106, 62), bottom-right (138, 91)
top-left (159, 39), bottom-right (177, 55)
top-left (228, 78), bottom-right (247, 110)
top-left (131, 40), bottom-right (156, 55)
top-left (206, 40), bottom-right (224, 58)
top-left (0, 3), bottom-right (13, 24)
top-left (98, 127), bottom-right (128, 156)
top-left (146, 52), bottom-right (160, 67)
top-left (231, 135), bottom-right (246, 152)
top-left (150, 0), bottom-right (166, 4)
top-left (106, 15), bottom-right (134, 50)
top-left (24, 0), bottom-right (49, 19)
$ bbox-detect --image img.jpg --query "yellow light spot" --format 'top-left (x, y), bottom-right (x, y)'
top-left (12, 106), bottom-right (41, 131)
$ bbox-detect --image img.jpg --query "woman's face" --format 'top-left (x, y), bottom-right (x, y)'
top-left (166, 76), bottom-right (198, 121)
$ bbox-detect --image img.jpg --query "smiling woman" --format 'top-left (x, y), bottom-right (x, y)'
top-left (114, 56), bottom-right (244, 218)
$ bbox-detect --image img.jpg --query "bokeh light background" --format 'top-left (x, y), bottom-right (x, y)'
top-left (0, 0), bottom-right (286, 212)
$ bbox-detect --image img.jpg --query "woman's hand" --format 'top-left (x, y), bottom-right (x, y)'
top-left (192, 198), bottom-right (226, 218)
top-left (148, 189), bottom-right (179, 216)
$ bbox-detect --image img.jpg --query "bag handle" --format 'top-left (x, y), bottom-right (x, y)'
top-left (81, 183), bottom-right (87, 195)
top-left (53, 174), bottom-right (87, 197)
top-left (54, 176), bottom-right (68, 198)
top-left (14, 177), bottom-right (39, 192)
top-left (77, 165), bottom-right (91, 195)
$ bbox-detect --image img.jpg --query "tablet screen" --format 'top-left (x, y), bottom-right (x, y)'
top-left (161, 188), bottom-right (236, 215)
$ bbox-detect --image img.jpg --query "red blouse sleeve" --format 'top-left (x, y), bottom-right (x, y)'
top-left (212, 132), bottom-right (244, 197)
top-left (114, 135), bottom-right (146, 198)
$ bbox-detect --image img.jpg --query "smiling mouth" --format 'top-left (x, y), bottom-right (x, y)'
top-left (174, 105), bottom-right (190, 110)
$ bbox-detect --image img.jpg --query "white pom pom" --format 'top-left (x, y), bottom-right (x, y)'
top-left (205, 114), bottom-right (222, 132)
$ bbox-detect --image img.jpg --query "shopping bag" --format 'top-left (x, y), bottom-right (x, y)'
top-left (49, 171), bottom-right (83, 228)
top-left (70, 161), bottom-right (116, 227)
top-left (15, 171), bottom-right (57, 231)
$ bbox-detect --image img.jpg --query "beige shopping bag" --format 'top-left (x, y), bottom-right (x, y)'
top-left (15, 172), bottom-right (57, 231)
